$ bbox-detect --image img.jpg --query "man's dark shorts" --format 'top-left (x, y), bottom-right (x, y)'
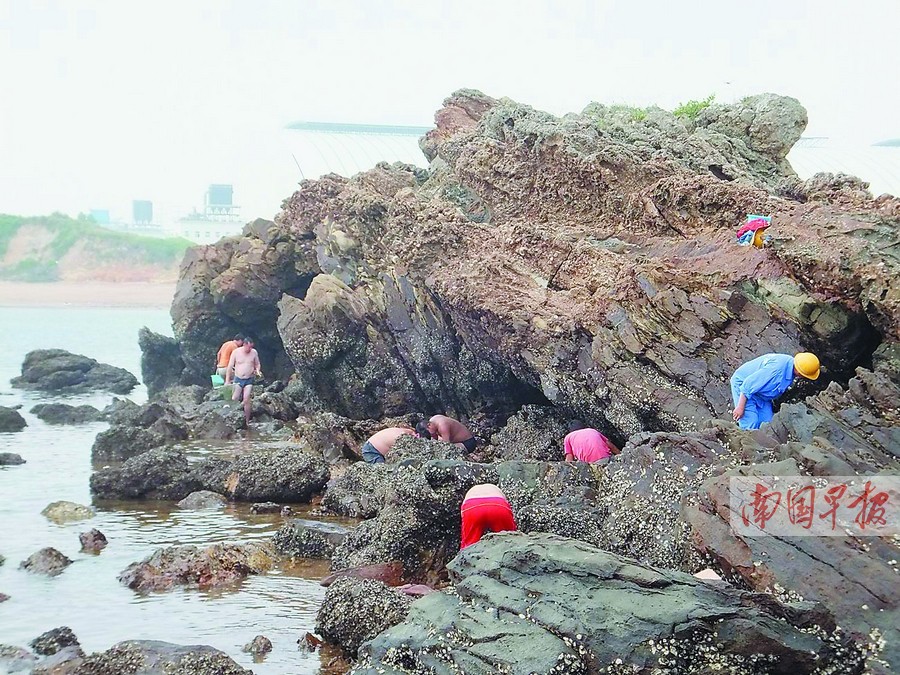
top-left (361, 441), bottom-right (385, 464)
top-left (461, 437), bottom-right (477, 453)
top-left (233, 376), bottom-right (255, 388)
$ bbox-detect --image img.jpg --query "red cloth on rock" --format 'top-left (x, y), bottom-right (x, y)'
top-left (460, 496), bottom-right (517, 549)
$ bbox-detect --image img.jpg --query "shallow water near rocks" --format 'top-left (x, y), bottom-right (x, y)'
top-left (0, 307), bottom-right (342, 673)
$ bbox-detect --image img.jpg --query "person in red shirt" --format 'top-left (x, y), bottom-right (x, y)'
top-left (460, 484), bottom-right (517, 549)
top-left (563, 420), bottom-right (620, 463)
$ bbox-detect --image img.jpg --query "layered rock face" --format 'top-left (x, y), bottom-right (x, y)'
top-left (169, 89), bottom-right (897, 437)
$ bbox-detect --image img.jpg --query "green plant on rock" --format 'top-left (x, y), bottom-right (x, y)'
top-left (673, 94), bottom-right (715, 119)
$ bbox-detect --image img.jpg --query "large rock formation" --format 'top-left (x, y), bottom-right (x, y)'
top-left (355, 533), bottom-right (863, 674)
top-left (12, 350), bottom-right (138, 394)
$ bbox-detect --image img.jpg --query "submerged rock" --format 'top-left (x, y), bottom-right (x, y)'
top-left (41, 501), bottom-right (95, 524)
top-left (79, 529), bottom-right (108, 553)
top-left (0, 645), bottom-right (36, 673)
top-left (30, 403), bottom-right (102, 425)
top-left (20, 548), bottom-right (72, 577)
top-left (356, 532), bottom-right (862, 674)
top-left (32, 645), bottom-right (85, 674)
top-left (177, 490), bottom-right (227, 510)
top-left (0, 452), bottom-right (26, 465)
top-left (317, 577), bottom-right (411, 657)
top-left (249, 501), bottom-right (280, 514)
top-left (12, 349), bottom-right (138, 394)
top-left (119, 542), bottom-right (275, 592)
top-left (0, 406), bottom-right (27, 432)
top-left (241, 635), bottom-right (272, 656)
top-left (75, 640), bottom-right (251, 674)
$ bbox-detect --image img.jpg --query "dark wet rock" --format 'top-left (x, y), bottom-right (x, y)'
top-left (0, 553), bottom-right (4, 565)
top-left (0, 406), bottom-right (27, 432)
top-left (273, 518), bottom-right (350, 559)
top-left (241, 635), bottom-right (272, 656)
top-left (91, 401), bottom-right (191, 462)
top-left (686, 458), bottom-right (900, 669)
top-left (79, 529), bottom-right (108, 553)
top-left (489, 404), bottom-right (568, 461)
top-left (322, 462), bottom-right (395, 519)
top-left (30, 403), bottom-right (102, 425)
top-left (154, 385), bottom-right (209, 414)
top-left (316, 577), bottom-right (411, 657)
top-left (169, 218), bottom-right (319, 386)
top-left (42, 501), bottom-right (95, 524)
top-left (32, 645), bottom-right (85, 674)
top-left (20, 548), bottom-right (72, 577)
top-left (356, 532), bottom-right (862, 675)
top-left (177, 490), bottom-right (227, 510)
top-left (100, 398), bottom-right (142, 425)
top-left (30, 627), bottom-right (80, 656)
top-left (252, 390), bottom-right (298, 422)
top-left (139, 327), bottom-right (191, 397)
top-left (330, 457), bottom-right (498, 583)
top-left (74, 640), bottom-right (251, 674)
top-left (295, 412), bottom-right (372, 463)
top-left (0, 645), bottom-right (36, 673)
top-left (119, 542), bottom-right (275, 592)
top-left (90, 448), bottom-right (201, 501)
top-left (0, 593), bottom-right (8, 602)
top-left (0, 452), bottom-right (26, 465)
top-left (211, 447), bottom-right (329, 503)
top-left (12, 349), bottom-right (138, 394)
top-left (320, 561), bottom-right (404, 588)
top-left (249, 501), bottom-right (280, 514)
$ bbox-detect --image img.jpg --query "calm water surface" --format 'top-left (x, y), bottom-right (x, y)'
top-left (0, 307), bottom-right (339, 674)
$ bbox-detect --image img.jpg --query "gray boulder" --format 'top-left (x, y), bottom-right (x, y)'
top-left (177, 490), bottom-right (227, 510)
top-left (20, 548), bottom-right (72, 577)
top-left (79, 529), bottom-right (108, 553)
top-left (75, 640), bottom-right (251, 674)
top-left (12, 349), bottom-right (138, 394)
top-left (273, 518), bottom-right (350, 559)
top-left (0, 406), bottom-right (26, 432)
top-left (30, 403), bottom-right (101, 425)
top-left (241, 635), bottom-right (272, 656)
top-left (90, 448), bottom-right (201, 501)
top-left (0, 452), bottom-right (25, 465)
top-left (139, 327), bottom-right (190, 397)
top-left (356, 532), bottom-right (862, 674)
top-left (489, 404), bottom-right (567, 461)
top-left (317, 577), bottom-right (411, 657)
top-left (207, 447), bottom-right (329, 503)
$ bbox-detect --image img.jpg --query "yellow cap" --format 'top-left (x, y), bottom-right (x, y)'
top-left (794, 352), bottom-right (820, 380)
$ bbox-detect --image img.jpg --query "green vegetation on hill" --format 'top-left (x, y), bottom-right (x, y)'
top-left (0, 213), bottom-right (193, 282)
top-left (673, 94), bottom-right (715, 119)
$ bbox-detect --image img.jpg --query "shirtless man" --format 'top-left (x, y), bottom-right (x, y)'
top-left (225, 336), bottom-right (262, 427)
top-left (361, 427), bottom-right (415, 464)
top-left (415, 414), bottom-right (477, 453)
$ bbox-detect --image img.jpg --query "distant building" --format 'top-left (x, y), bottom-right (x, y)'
top-left (133, 200), bottom-right (153, 224)
top-left (168, 184), bottom-right (243, 244)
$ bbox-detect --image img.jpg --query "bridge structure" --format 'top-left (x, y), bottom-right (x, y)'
top-left (283, 121), bottom-right (433, 180)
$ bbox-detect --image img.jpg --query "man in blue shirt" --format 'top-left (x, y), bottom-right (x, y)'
top-left (730, 352), bottom-right (820, 430)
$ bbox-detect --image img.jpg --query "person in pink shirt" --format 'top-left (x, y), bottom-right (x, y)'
top-left (563, 420), bottom-right (620, 463)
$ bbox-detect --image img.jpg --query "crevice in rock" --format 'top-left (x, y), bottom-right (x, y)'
top-left (282, 272), bottom-right (318, 301)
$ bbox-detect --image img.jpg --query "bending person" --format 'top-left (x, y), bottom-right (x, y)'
top-left (416, 414), bottom-right (477, 453)
top-left (225, 337), bottom-right (261, 428)
top-left (730, 352), bottom-right (819, 430)
top-left (563, 420), bottom-right (620, 462)
top-left (361, 427), bottom-right (415, 464)
top-left (215, 335), bottom-right (243, 380)
top-left (460, 483), bottom-right (517, 549)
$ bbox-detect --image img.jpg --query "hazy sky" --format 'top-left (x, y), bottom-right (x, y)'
top-left (1, 0), bottom-right (898, 221)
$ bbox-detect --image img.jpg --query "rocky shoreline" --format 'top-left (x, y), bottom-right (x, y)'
top-left (3, 89), bottom-right (898, 673)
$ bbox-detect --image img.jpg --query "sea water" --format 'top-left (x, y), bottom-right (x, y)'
top-left (0, 307), bottom-right (336, 674)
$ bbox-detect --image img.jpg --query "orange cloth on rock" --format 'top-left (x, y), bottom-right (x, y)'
top-left (460, 496), bottom-right (517, 549)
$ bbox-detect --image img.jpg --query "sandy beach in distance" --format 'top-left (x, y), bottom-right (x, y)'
top-left (0, 282), bottom-right (176, 308)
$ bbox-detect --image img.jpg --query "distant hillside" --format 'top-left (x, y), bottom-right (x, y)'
top-left (0, 213), bottom-right (193, 282)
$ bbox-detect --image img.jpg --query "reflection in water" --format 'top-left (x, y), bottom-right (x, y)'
top-left (0, 308), bottom-right (351, 674)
